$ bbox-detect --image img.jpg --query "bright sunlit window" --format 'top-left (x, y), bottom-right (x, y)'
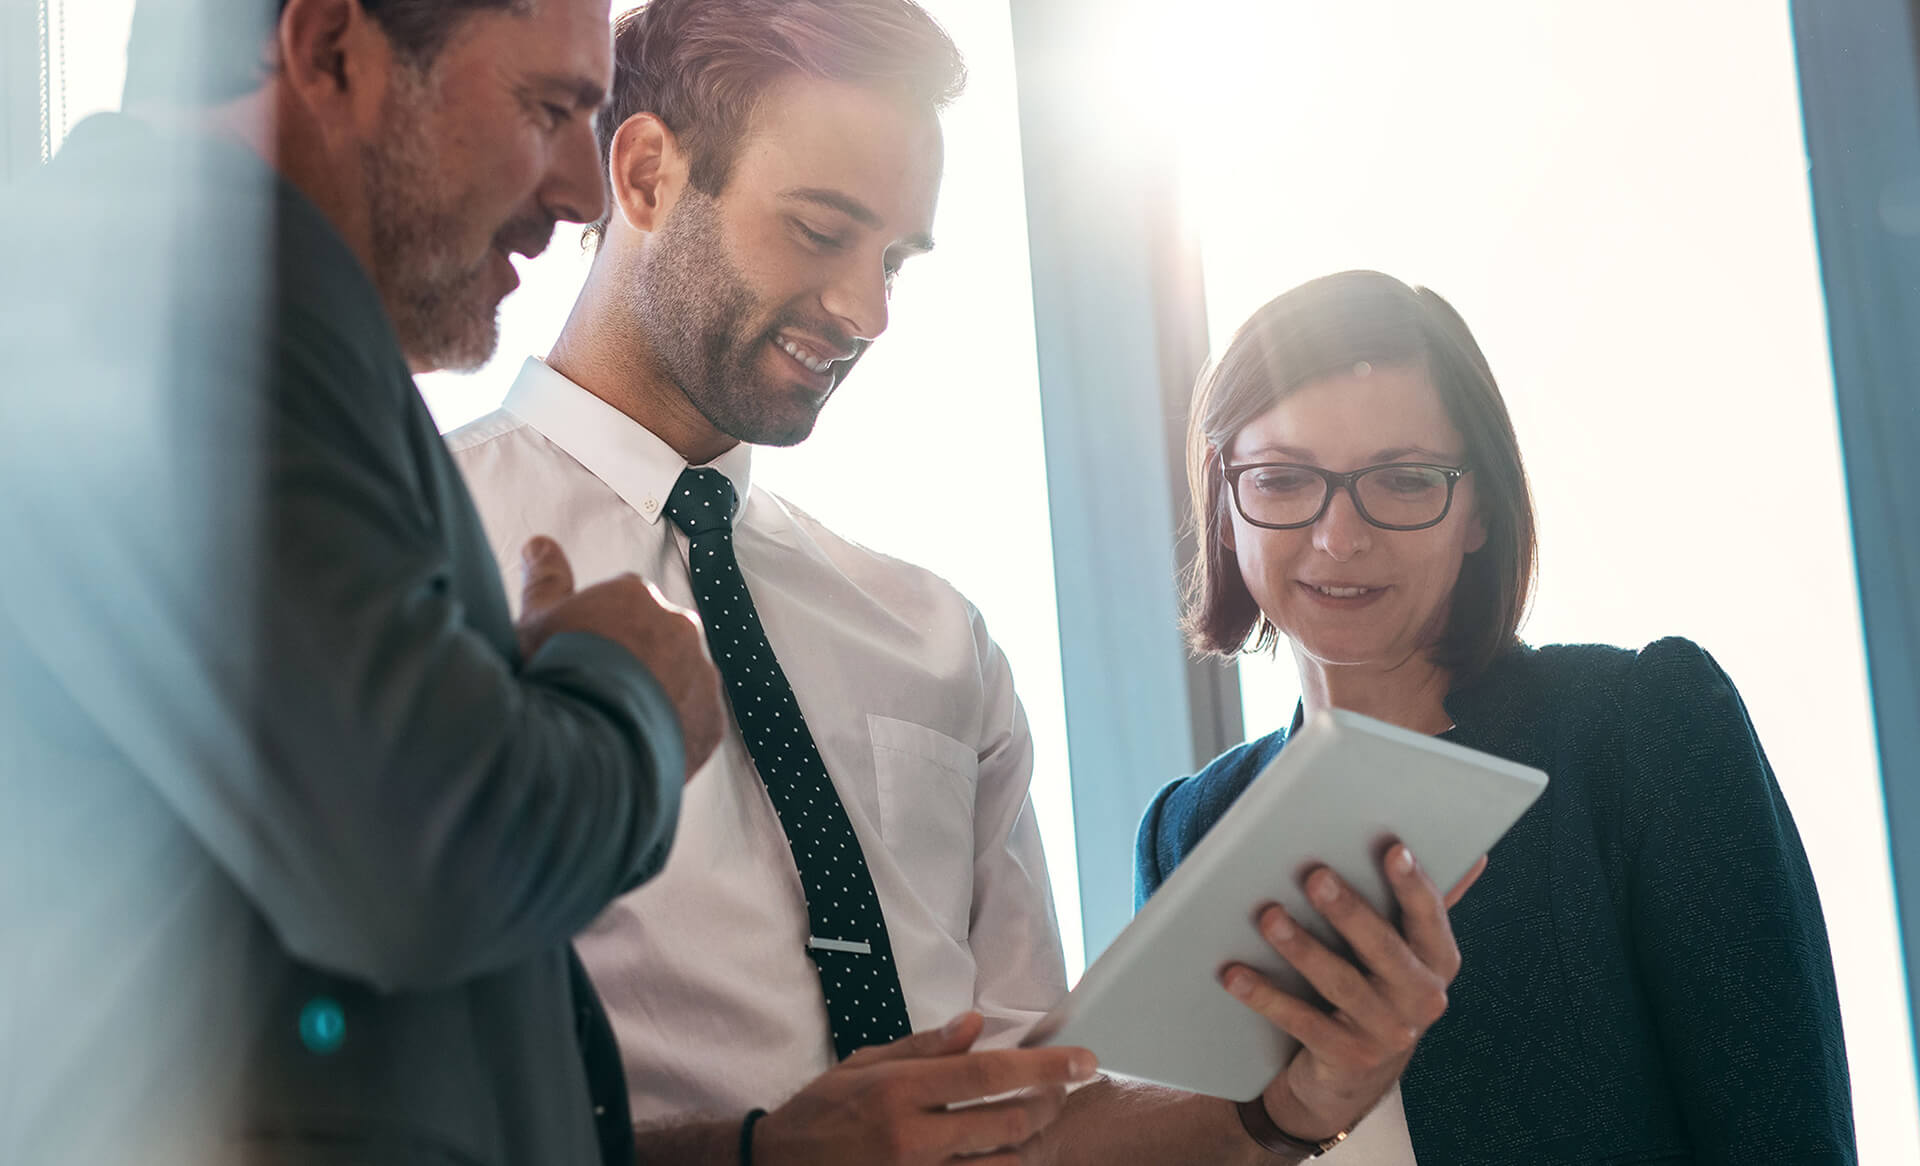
top-left (1167, 1), bottom-right (1914, 1160)
top-left (37, 0), bottom-right (136, 151)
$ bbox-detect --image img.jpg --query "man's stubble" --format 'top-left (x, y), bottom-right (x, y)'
top-left (360, 70), bottom-right (524, 373)
top-left (632, 191), bottom-right (836, 448)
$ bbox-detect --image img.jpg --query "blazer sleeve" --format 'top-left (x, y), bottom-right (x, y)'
top-left (1133, 733), bottom-right (1285, 911)
top-left (2, 302), bottom-right (684, 994)
top-left (1620, 637), bottom-right (1856, 1163)
top-left (239, 315), bottom-right (691, 991)
top-left (1133, 778), bottom-right (1185, 910)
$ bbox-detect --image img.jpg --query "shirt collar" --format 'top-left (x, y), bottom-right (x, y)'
top-left (501, 356), bottom-right (754, 527)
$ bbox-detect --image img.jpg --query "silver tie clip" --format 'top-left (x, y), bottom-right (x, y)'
top-left (806, 936), bottom-right (873, 955)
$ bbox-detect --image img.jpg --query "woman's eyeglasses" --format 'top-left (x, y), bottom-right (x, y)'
top-left (1222, 461), bottom-right (1470, 531)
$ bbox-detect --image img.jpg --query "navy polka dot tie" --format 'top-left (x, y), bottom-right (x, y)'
top-left (664, 467), bottom-right (913, 1059)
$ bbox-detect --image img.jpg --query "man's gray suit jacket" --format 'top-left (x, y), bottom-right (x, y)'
top-left (0, 114), bottom-right (682, 1165)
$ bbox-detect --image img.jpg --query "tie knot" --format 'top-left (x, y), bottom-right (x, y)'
top-left (664, 467), bottom-right (739, 536)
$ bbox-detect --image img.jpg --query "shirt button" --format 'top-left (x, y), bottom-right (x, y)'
top-left (643, 498), bottom-right (658, 512)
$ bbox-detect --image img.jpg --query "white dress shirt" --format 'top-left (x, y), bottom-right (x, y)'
top-left (446, 357), bottom-right (1069, 1122)
top-left (1330, 1084), bottom-right (1417, 1164)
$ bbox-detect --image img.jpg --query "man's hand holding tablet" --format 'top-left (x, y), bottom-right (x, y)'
top-left (753, 1012), bottom-right (1098, 1165)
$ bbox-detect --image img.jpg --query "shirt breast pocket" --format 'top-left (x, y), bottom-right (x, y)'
top-left (868, 714), bottom-right (978, 942)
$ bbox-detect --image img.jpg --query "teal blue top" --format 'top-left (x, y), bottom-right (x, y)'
top-left (1136, 638), bottom-right (1856, 1165)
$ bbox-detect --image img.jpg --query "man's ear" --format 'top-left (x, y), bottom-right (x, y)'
top-left (609, 112), bottom-right (689, 235)
top-left (277, 0), bottom-right (387, 139)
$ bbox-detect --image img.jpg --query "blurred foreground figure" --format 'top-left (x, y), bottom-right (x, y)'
top-left (0, 1), bottom-right (724, 1162)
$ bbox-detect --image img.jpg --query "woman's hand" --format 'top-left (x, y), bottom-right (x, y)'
top-left (1220, 846), bottom-right (1486, 1144)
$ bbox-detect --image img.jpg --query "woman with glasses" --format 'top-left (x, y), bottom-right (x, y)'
top-left (1134, 271), bottom-right (1855, 1163)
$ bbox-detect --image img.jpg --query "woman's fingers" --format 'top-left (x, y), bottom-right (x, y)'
top-left (1227, 901), bottom-right (1405, 1058)
top-left (1286, 870), bottom-right (1448, 1038)
top-left (1233, 853), bottom-right (1469, 1046)
top-left (1220, 960), bottom-right (1359, 1062)
top-left (1384, 846), bottom-right (1468, 979)
top-left (1223, 852), bottom-right (1479, 1140)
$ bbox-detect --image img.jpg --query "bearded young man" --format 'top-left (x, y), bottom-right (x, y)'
top-left (0, 1), bottom-right (723, 1163)
top-left (446, 1), bottom-right (1094, 1161)
top-left (447, 2), bottom-right (1468, 1163)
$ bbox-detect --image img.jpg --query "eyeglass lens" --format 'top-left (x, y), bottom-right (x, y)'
top-left (1235, 464), bottom-right (1453, 529)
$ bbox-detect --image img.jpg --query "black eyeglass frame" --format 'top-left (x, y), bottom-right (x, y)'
top-left (1221, 461), bottom-right (1471, 531)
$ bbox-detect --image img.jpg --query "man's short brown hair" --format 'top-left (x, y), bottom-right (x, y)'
top-left (1184, 270), bottom-right (1538, 680)
top-left (587, 0), bottom-right (965, 239)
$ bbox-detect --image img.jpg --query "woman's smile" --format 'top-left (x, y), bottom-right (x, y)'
top-left (1296, 580), bottom-right (1391, 606)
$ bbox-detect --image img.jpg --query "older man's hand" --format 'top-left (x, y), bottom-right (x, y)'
top-left (516, 535), bottom-right (723, 781)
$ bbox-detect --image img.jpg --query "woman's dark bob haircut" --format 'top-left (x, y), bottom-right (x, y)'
top-left (1184, 270), bottom-right (1537, 680)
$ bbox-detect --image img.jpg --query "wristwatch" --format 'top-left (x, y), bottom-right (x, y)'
top-left (1236, 1096), bottom-right (1351, 1158)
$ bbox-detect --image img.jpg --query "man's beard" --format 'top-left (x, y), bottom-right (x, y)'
top-left (359, 73), bottom-right (550, 372)
top-left (633, 191), bottom-right (860, 447)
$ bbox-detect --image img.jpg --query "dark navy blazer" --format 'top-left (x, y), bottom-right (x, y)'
top-left (1137, 639), bottom-right (1856, 1165)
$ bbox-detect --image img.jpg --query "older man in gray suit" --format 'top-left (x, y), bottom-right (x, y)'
top-left (0, 1), bottom-right (722, 1163)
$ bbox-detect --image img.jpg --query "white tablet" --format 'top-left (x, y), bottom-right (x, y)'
top-left (1021, 708), bottom-right (1547, 1101)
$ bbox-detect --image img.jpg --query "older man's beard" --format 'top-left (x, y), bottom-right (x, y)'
top-left (360, 74), bottom-right (548, 373)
